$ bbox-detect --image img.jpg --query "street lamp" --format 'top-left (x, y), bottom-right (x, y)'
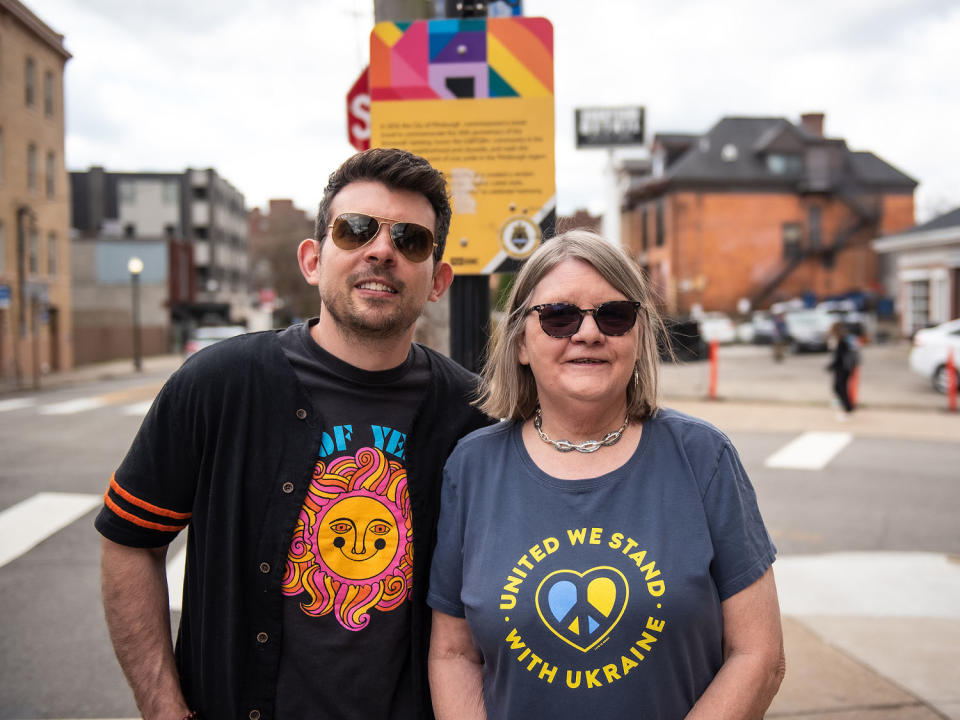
top-left (128, 256), bottom-right (144, 372)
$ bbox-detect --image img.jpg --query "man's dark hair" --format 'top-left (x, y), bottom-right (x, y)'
top-left (315, 148), bottom-right (452, 263)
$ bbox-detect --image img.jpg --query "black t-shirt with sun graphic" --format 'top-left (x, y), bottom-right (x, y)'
top-left (276, 320), bottom-right (429, 719)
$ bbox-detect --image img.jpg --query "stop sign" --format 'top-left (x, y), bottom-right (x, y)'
top-left (347, 67), bottom-right (370, 152)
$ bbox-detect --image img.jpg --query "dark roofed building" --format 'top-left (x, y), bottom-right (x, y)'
top-left (621, 112), bottom-right (917, 316)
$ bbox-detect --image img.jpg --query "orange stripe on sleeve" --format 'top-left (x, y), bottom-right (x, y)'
top-left (104, 494), bottom-right (189, 533)
top-left (109, 474), bottom-right (192, 520)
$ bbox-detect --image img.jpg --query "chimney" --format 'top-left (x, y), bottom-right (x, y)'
top-left (800, 112), bottom-right (825, 137)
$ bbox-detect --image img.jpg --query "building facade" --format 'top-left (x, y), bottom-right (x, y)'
top-left (0, 0), bottom-right (71, 389)
top-left (70, 167), bottom-right (248, 364)
top-left (872, 207), bottom-right (960, 336)
top-left (621, 113), bottom-right (917, 316)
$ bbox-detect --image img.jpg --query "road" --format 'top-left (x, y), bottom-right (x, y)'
top-left (0, 358), bottom-right (958, 718)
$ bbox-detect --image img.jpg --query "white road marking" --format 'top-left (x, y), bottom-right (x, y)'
top-left (38, 397), bottom-right (107, 415)
top-left (167, 545), bottom-right (187, 611)
top-left (764, 431), bottom-right (852, 470)
top-left (0, 398), bottom-right (36, 413)
top-left (776, 552), bottom-right (960, 618)
top-left (0, 492), bottom-right (102, 569)
top-left (123, 400), bottom-right (153, 416)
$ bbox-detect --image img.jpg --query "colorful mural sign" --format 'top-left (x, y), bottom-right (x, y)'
top-left (370, 17), bottom-right (555, 274)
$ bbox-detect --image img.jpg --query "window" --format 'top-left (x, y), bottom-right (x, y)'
top-left (44, 71), bottom-right (54, 116)
top-left (119, 180), bottom-right (136, 204)
top-left (807, 206), bottom-right (822, 250)
top-left (124, 223), bottom-right (136, 238)
top-left (25, 57), bottom-right (36, 106)
top-left (47, 232), bottom-right (57, 276)
top-left (782, 223), bottom-right (803, 259)
top-left (909, 280), bottom-right (930, 333)
top-left (46, 151), bottom-right (55, 198)
top-left (767, 153), bottom-right (803, 175)
top-left (27, 143), bottom-right (37, 191)
top-left (655, 199), bottom-right (665, 247)
top-left (28, 228), bottom-right (39, 274)
top-left (162, 181), bottom-right (178, 205)
top-left (193, 186), bottom-right (208, 200)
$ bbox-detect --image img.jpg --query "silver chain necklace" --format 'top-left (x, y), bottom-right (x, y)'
top-left (533, 406), bottom-right (629, 453)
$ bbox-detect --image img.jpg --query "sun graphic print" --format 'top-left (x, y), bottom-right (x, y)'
top-left (282, 447), bottom-right (413, 631)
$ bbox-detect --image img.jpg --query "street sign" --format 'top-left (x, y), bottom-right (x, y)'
top-left (575, 106), bottom-right (645, 148)
top-left (369, 17), bottom-right (555, 274)
top-left (347, 67), bottom-right (371, 152)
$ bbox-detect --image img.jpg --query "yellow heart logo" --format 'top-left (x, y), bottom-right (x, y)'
top-left (535, 566), bottom-right (629, 652)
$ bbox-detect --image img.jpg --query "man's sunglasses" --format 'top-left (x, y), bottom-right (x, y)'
top-left (528, 301), bottom-right (643, 338)
top-left (327, 212), bottom-right (437, 264)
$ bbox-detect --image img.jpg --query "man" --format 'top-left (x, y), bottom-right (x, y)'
top-left (96, 148), bottom-right (491, 719)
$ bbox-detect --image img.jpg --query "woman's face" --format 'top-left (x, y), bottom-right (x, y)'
top-left (518, 259), bottom-right (639, 411)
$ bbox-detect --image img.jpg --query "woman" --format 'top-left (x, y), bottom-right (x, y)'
top-left (827, 321), bottom-right (858, 418)
top-left (427, 230), bottom-right (784, 719)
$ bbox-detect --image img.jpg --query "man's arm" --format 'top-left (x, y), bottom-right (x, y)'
top-left (685, 566), bottom-right (786, 719)
top-left (428, 610), bottom-right (486, 720)
top-left (101, 537), bottom-right (191, 719)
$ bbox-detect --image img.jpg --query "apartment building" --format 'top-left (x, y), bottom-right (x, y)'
top-left (0, 0), bottom-right (71, 389)
top-left (70, 167), bottom-right (248, 363)
top-left (621, 113), bottom-right (917, 316)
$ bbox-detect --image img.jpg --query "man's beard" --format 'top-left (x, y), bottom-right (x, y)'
top-left (319, 270), bottom-right (424, 341)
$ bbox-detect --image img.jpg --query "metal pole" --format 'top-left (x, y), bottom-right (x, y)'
top-left (131, 272), bottom-right (142, 372)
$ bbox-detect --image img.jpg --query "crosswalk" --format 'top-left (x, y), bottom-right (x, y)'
top-left (0, 393), bottom-right (155, 417)
top-left (0, 427), bottom-right (858, 610)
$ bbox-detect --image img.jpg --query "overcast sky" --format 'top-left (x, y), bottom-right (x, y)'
top-left (25, 0), bottom-right (960, 223)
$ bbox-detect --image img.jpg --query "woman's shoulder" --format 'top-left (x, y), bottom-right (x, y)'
top-left (446, 420), bottom-right (516, 463)
top-left (648, 407), bottom-right (734, 452)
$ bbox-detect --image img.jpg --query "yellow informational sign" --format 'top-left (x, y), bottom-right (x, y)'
top-left (370, 18), bottom-right (555, 274)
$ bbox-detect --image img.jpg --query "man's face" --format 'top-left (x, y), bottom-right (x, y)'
top-left (312, 180), bottom-right (446, 341)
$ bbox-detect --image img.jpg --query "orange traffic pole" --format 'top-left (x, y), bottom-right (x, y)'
top-left (948, 349), bottom-right (958, 413)
top-left (848, 365), bottom-right (860, 408)
top-left (708, 340), bottom-right (718, 400)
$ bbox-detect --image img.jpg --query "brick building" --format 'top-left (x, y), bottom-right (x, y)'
top-left (621, 113), bottom-right (917, 316)
top-left (247, 199), bottom-right (316, 324)
top-left (0, 0), bottom-right (71, 389)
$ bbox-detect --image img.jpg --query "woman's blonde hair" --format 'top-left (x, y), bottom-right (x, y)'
top-left (478, 229), bottom-right (667, 421)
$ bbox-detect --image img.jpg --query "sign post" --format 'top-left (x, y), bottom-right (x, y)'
top-left (574, 105), bottom-right (645, 248)
top-left (368, 17), bottom-right (555, 370)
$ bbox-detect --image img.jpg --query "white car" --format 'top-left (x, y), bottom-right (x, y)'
top-left (783, 309), bottom-right (834, 352)
top-left (909, 319), bottom-right (960, 393)
top-left (698, 312), bottom-right (737, 344)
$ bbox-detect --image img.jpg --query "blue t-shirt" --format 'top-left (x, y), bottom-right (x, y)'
top-left (428, 409), bottom-right (776, 720)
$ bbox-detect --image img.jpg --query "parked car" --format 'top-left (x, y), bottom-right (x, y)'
top-left (783, 308), bottom-right (834, 352)
top-left (184, 325), bottom-right (247, 358)
top-left (909, 319), bottom-right (960, 393)
top-left (750, 311), bottom-right (775, 344)
top-left (698, 312), bottom-right (737, 345)
top-left (818, 300), bottom-right (875, 341)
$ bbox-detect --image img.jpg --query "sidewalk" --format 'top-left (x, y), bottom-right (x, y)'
top-left (9, 345), bottom-right (960, 718)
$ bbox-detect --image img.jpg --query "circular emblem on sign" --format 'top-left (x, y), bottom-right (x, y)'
top-left (499, 216), bottom-right (541, 259)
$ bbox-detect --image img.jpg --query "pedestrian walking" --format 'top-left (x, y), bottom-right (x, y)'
top-left (827, 321), bottom-right (860, 418)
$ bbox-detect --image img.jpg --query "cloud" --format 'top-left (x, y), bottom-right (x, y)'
top-left (25, 0), bottom-right (960, 221)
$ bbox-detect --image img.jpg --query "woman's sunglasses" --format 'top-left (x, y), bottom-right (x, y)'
top-left (528, 301), bottom-right (643, 338)
top-left (327, 212), bottom-right (438, 264)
